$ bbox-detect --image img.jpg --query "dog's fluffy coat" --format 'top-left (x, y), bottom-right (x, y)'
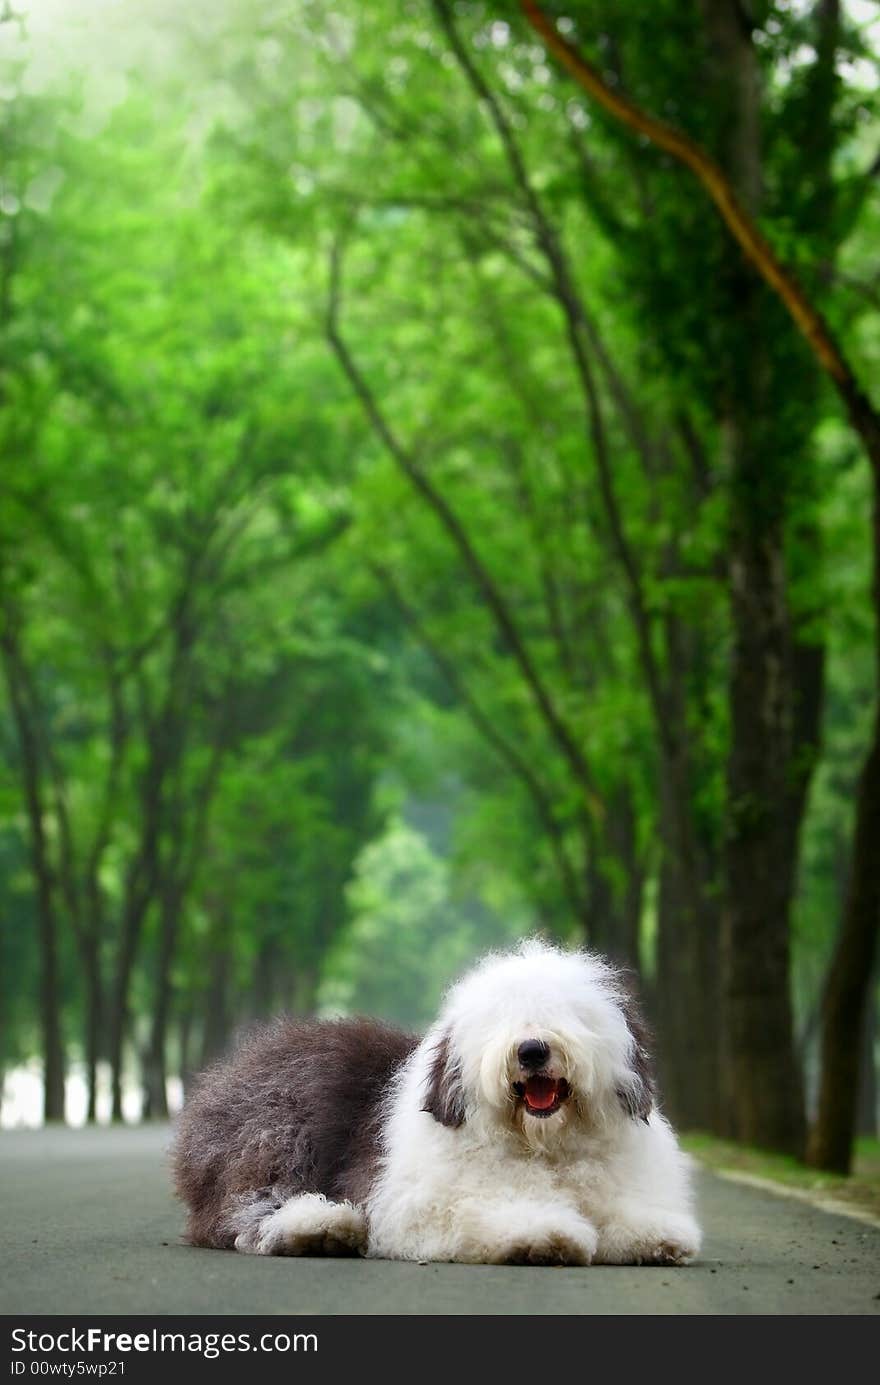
top-left (172, 941), bottom-right (701, 1265)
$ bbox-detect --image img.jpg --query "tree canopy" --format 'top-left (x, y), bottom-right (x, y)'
top-left (0, 0), bottom-right (877, 1172)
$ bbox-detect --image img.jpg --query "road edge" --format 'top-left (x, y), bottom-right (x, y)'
top-left (706, 1166), bottom-right (880, 1231)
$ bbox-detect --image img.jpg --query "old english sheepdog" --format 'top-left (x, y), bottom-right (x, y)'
top-left (172, 941), bottom-right (701, 1265)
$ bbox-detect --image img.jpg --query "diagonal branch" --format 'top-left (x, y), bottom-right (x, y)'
top-left (521, 0), bottom-right (880, 468)
top-left (432, 0), bottom-right (675, 747)
top-left (326, 237), bottom-right (598, 803)
top-left (373, 561), bottom-right (587, 923)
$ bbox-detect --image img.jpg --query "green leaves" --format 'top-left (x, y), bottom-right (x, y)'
top-left (1, 0), bottom-right (877, 1107)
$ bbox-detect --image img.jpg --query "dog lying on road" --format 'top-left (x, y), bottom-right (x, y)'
top-left (172, 940), bottom-right (701, 1265)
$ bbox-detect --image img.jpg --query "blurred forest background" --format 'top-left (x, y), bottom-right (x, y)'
top-left (1, 0), bottom-right (878, 1177)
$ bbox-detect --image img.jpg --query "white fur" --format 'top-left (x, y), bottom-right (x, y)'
top-left (235, 1193), bottom-right (366, 1257)
top-left (365, 941), bottom-right (701, 1265)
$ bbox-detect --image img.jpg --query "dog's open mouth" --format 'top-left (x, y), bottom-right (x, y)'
top-left (513, 1076), bottom-right (570, 1118)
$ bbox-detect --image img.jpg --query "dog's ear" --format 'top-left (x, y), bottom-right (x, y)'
top-left (616, 984), bottom-right (655, 1123)
top-left (422, 1030), bottom-right (466, 1129)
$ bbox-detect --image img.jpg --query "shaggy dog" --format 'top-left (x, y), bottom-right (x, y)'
top-left (172, 941), bottom-right (701, 1265)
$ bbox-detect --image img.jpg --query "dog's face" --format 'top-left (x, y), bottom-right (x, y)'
top-left (422, 942), bottom-right (653, 1151)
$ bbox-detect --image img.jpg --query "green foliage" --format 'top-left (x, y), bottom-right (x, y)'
top-left (320, 817), bottom-right (522, 1027)
top-left (0, 0), bottom-right (877, 1126)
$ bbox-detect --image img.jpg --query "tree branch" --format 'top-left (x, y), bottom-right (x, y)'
top-left (433, 0), bottom-right (674, 745)
top-left (521, 0), bottom-right (880, 469)
top-left (326, 235), bottom-right (598, 802)
top-left (373, 561), bottom-right (587, 923)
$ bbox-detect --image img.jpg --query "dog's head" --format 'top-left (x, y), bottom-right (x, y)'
top-left (421, 940), bottom-right (653, 1151)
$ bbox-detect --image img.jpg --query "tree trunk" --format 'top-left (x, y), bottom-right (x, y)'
top-left (0, 625), bottom-right (66, 1123)
top-left (200, 909), bottom-right (233, 1067)
top-left (651, 612), bottom-right (722, 1132)
top-left (142, 926), bottom-right (173, 1121)
top-left (722, 505), bottom-right (807, 1153)
top-left (142, 880), bottom-right (187, 1121)
top-left (38, 886), bottom-right (66, 1124)
top-left (83, 940), bottom-right (102, 1124)
top-left (807, 397), bottom-right (880, 1170)
top-left (656, 846), bottom-right (721, 1132)
top-left (707, 1), bottom-right (807, 1155)
top-left (178, 1007), bottom-right (195, 1096)
top-left (857, 974), bottom-right (877, 1138)
top-left (720, 432), bottom-right (821, 1160)
top-left (291, 968), bottom-right (318, 1017)
top-left (584, 851), bottom-right (615, 957)
top-left (108, 752), bottom-right (173, 1119)
top-left (250, 938), bottom-right (282, 1019)
top-left (807, 717), bottom-right (880, 1170)
top-left (141, 1049), bottom-right (167, 1121)
top-left (606, 787), bottom-right (644, 971)
top-left (108, 918), bottom-right (141, 1122)
top-left (584, 790), bottom-right (644, 973)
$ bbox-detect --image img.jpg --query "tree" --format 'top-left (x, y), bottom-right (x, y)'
top-left (522, 0), bottom-right (879, 1166)
top-left (2, 0), bottom-right (876, 1160)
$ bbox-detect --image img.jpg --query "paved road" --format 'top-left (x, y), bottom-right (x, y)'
top-left (1, 1125), bottom-right (878, 1315)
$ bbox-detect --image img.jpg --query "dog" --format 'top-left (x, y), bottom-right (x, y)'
top-left (172, 940), bottom-right (701, 1265)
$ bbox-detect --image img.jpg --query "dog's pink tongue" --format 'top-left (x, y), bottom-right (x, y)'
top-left (524, 1076), bottom-right (558, 1110)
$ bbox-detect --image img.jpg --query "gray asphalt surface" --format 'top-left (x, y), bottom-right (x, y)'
top-left (1, 1125), bottom-right (878, 1315)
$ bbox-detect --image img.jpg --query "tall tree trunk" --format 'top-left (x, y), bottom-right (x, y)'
top-left (857, 973), bottom-right (877, 1138)
top-left (109, 604), bottom-right (196, 1120)
top-left (83, 939), bottom-right (102, 1124)
top-left (721, 493), bottom-right (822, 1157)
top-left (142, 730), bottom-right (226, 1119)
top-left (807, 717), bottom-right (880, 1169)
top-left (108, 725), bottom-right (178, 1120)
top-left (720, 313), bottom-right (814, 1156)
top-left (81, 663), bottom-right (127, 1125)
top-left (143, 881), bottom-right (187, 1121)
top-left (653, 615), bottom-right (722, 1132)
top-left (0, 624), bottom-right (66, 1123)
top-left (707, 2), bottom-right (806, 1154)
top-left (36, 875), bottom-right (66, 1123)
top-left (109, 863), bottom-right (163, 1120)
top-left (655, 794), bottom-right (721, 1132)
top-left (722, 507), bottom-right (807, 1151)
top-left (141, 1045), bottom-right (168, 1121)
top-left (108, 914), bottom-right (143, 1122)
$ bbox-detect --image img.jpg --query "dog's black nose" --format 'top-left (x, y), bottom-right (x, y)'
top-left (517, 1039), bottom-right (550, 1070)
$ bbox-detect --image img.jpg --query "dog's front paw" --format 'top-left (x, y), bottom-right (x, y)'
top-left (480, 1206), bottom-right (598, 1267)
top-left (235, 1194), bottom-right (367, 1257)
top-left (594, 1211), bottom-right (700, 1266)
top-left (499, 1225), bottom-right (597, 1267)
